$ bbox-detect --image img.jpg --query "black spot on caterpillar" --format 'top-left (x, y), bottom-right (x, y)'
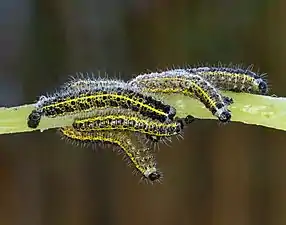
top-left (187, 66), bottom-right (268, 95)
top-left (27, 78), bottom-right (176, 129)
top-left (128, 70), bottom-right (231, 123)
top-left (59, 128), bottom-right (162, 183)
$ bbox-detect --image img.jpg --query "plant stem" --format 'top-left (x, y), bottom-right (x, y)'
top-left (0, 91), bottom-right (285, 135)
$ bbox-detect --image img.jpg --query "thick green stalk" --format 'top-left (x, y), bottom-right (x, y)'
top-left (0, 91), bottom-right (285, 135)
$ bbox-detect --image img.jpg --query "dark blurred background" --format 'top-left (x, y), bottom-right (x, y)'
top-left (0, 0), bottom-right (285, 225)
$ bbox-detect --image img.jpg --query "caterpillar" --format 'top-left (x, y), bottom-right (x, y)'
top-left (59, 127), bottom-right (162, 183)
top-left (27, 78), bottom-right (176, 129)
top-left (72, 109), bottom-right (195, 143)
top-left (128, 70), bottom-right (231, 123)
top-left (186, 66), bottom-right (268, 95)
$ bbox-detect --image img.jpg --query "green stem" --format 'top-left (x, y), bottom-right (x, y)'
top-left (0, 91), bottom-right (285, 135)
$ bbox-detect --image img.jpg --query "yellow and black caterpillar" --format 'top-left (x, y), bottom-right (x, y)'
top-left (72, 109), bottom-right (195, 143)
top-left (27, 78), bottom-right (176, 129)
top-left (129, 71), bottom-right (232, 123)
top-left (186, 66), bottom-right (268, 94)
top-left (59, 128), bottom-right (162, 183)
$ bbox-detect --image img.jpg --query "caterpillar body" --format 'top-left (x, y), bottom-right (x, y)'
top-left (187, 66), bottom-right (268, 95)
top-left (128, 70), bottom-right (231, 123)
top-left (27, 78), bottom-right (176, 129)
top-left (59, 128), bottom-right (162, 183)
top-left (72, 109), bottom-right (195, 143)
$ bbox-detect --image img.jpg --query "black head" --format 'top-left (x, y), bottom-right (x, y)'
top-left (258, 80), bottom-right (268, 95)
top-left (27, 110), bottom-right (42, 129)
top-left (185, 115), bottom-right (195, 124)
top-left (175, 115), bottom-right (195, 130)
top-left (148, 171), bottom-right (161, 181)
top-left (218, 110), bottom-right (231, 123)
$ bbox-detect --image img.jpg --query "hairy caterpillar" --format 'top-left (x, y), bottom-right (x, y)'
top-left (187, 66), bottom-right (268, 94)
top-left (128, 70), bottom-right (231, 123)
top-left (27, 78), bottom-right (176, 129)
top-left (72, 109), bottom-right (195, 143)
top-left (59, 128), bottom-right (162, 183)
